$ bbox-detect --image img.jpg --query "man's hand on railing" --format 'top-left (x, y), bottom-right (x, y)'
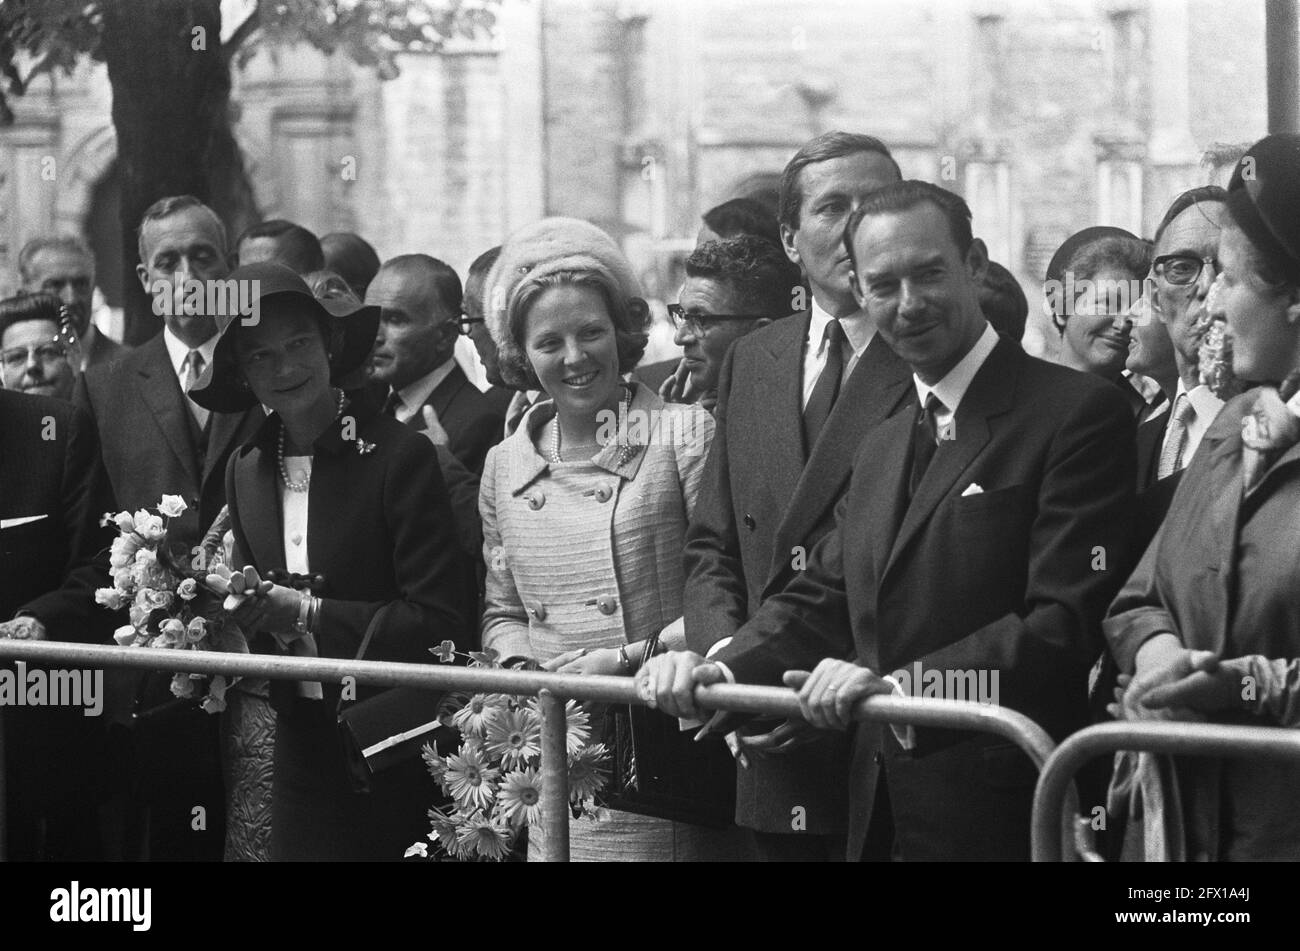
top-left (639, 649), bottom-right (725, 720)
top-left (786, 660), bottom-right (894, 731)
top-left (0, 616), bottom-right (46, 640)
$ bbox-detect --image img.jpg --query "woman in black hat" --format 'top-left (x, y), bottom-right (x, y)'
top-left (1045, 226), bottom-right (1153, 405)
top-left (192, 262), bottom-right (475, 861)
top-left (1104, 133), bottom-right (1300, 861)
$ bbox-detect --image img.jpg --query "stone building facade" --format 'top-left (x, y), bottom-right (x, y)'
top-left (0, 0), bottom-right (1276, 353)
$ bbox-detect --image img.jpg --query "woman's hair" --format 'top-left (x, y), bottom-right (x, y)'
top-left (1050, 234), bottom-right (1152, 334)
top-left (500, 269), bottom-right (649, 390)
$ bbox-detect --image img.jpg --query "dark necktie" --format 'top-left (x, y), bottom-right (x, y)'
top-left (802, 318), bottom-right (845, 452)
top-left (909, 393), bottom-right (945, 498)
top-left (382, 389), bottom-right (403, 418)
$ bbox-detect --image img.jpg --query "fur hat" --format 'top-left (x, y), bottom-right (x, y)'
top-left (482, 217), bottom-right (644, 388)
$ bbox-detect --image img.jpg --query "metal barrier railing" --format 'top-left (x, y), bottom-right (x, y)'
top-left (1031, 720), bottom-right (1300, 861)
top-left (0, 639), bottom-right (1060, 862)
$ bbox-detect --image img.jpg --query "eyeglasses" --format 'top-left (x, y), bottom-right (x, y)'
top-left (667, 303), bottom-right (768, 335)
top-left (457, 313), bottom-right (485, 336)
top-left (1154, 254), bottom-right (1218, 287)
top-left (1, 342), bottom-right (69, 371)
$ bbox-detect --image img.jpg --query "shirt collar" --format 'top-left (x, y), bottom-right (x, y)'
top-left (392, 358), bottom-right (456, 417)
top-left (1178, 378), bottom-right (1224, 423)
top-left (162, 325), bottom-right (219, 380)
top-left (809, 296), bottom-right (877, 356)
top-left (912, 322), bottom-right (999, 415)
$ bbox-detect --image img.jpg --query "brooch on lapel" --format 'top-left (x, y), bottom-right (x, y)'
top-left (355, 439), bottom-right (376, 455)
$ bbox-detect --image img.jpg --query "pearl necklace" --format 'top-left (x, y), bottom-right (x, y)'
top-left (278, 389), bottom-right (346, 492)
top-left (550, 385), bottom-right (633, 464)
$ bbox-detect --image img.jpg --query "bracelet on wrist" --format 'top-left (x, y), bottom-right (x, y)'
top-left (617, 644), bottom-right (632, 673)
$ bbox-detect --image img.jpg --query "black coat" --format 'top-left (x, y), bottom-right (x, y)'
top-left (682, 313), bottom-right (912, 834)
top-left (402, 364), bottom-right (504, 476)
top-left (716, 340), bottom-right (1138, 860)
top-left (0, 390), bottom-right (117, 858)
top-left (225, 397), bottom-right (476, 860)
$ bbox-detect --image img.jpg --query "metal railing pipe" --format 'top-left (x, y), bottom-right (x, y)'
top-left (1031, 720), bottom-right (1300, 861)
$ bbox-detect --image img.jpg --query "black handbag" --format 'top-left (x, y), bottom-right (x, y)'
top-left (336, 606), bottom-right (459, 793)
top-left (596, 631), bottom-right (737, 828)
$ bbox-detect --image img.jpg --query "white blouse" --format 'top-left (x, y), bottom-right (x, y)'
top-left (281, 456), bottom-right (322, 699)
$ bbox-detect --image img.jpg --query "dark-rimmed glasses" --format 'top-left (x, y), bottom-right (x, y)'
top-left (1153, 254), bottom-right (1218, 287)
top-left (667, 303), bottom-right (768, 336)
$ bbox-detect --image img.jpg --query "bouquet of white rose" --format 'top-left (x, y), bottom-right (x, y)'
top-left (405, 646), bottom-right (610, 862)
top-left (95, 496), bottom-right (248, 714)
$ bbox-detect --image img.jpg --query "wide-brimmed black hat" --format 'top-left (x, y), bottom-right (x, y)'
top-left (189, 262), bottom-right (379, 413)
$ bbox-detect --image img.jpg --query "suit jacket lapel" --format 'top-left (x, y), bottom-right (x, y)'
top-left (427, 365), bottom-right (466, 423)
top-left (134, 338), bottom-right (200, 489)
top-left (233, 446), bottom-right (284, 573)
top-left (1201, 417), bottom-right (1246, 653)
top-left (204, 407), bottom-right (258, 486)
top-left (758, 312), bottom-right (811, 495)
top-left (770, 336), bottom-right (910, 576)
top-left (868, 407), bottom-right (915, 590)
top-left (884, 340), bottom-right (1017, 582)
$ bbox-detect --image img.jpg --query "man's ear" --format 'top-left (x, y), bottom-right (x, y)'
top-left (1285, 284), bottom-right (1300, 325)
top-left (849, 268), bottom-right (867, 309)
top-left (136, 263), bottom-right (151, 293)
top-left (965, 238), bottom-right (990, 285)
top-left (780, 222), bottom-right (801, 269)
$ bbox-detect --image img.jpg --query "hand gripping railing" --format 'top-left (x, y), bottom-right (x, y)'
top-left (0, 640), bottom-right (1059, 862)
top-left (1031, 720), bottom-right (1300, 862)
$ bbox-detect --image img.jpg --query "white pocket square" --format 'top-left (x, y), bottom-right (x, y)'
top-left (960, 483), bottom-right (984, 497)
top-left (0, 517), bottom-right (48, 530)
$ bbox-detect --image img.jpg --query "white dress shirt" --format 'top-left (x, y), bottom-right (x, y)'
top-left (911, 321), bottom-right (1001, 430)
top-left (1158, 378), bottom-right (1224, 470)
top-left (389, 357), bottom-right (457, 424)
top-left (162, 326), bottom-right (219, 430)
top-left (801, 297), bottom-right (879, 409)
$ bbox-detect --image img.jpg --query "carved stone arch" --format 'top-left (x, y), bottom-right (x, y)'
top-left (53, 123), bottom-right (118, 237)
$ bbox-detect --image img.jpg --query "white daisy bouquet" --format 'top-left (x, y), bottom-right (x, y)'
top-left (95, 496), bottom-right (248, 714)
top-left (405, 646), bottom-right (610, 862)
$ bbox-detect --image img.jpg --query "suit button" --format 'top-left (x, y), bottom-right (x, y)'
top-left (873, 751), bottom-right (884, 765)
top-left (595, 595), bottom-right (618, 616)
top-left (526, 600), bottom-right (547, 622)
top-left (525, 490), bottom-right (545, 510)
top-left (744, 514), bottom-right (756, 530)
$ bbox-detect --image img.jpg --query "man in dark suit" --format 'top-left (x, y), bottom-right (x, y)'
top-left (0, 389), bottom-right (117, 859)
top-left (18, 235), bottom-right (127, 369)
top-left (74, 194), bottom-right (263, 861)
top-left (366, 254), bottom-right (504, 474)
top-left (647, 181), bottom-right (1136, 861)
top-left (1131, 187), bottom-right (1228, 546)
top-left (680, 132), bottom-right (906, 861)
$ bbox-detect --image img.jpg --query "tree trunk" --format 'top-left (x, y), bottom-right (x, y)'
top-left (101, 0), bottom-right (250, 345)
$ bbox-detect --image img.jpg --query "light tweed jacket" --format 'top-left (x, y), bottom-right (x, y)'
top-left (480, 382), bottom-right (714, 663)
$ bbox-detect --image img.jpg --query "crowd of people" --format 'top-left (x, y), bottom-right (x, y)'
top-left (3, 126), bottom-right (1299, 863)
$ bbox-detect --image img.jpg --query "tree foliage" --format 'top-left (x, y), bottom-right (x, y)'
top-left (0, 0), bottom-right (501, 124)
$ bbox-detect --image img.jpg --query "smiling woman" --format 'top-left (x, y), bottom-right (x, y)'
top-left (189, 261), bottom-right (475, 861)
top-left (477, 217), bottom-right (748, 862)
top-left (1045, 227), bottom-right (1153, 384)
